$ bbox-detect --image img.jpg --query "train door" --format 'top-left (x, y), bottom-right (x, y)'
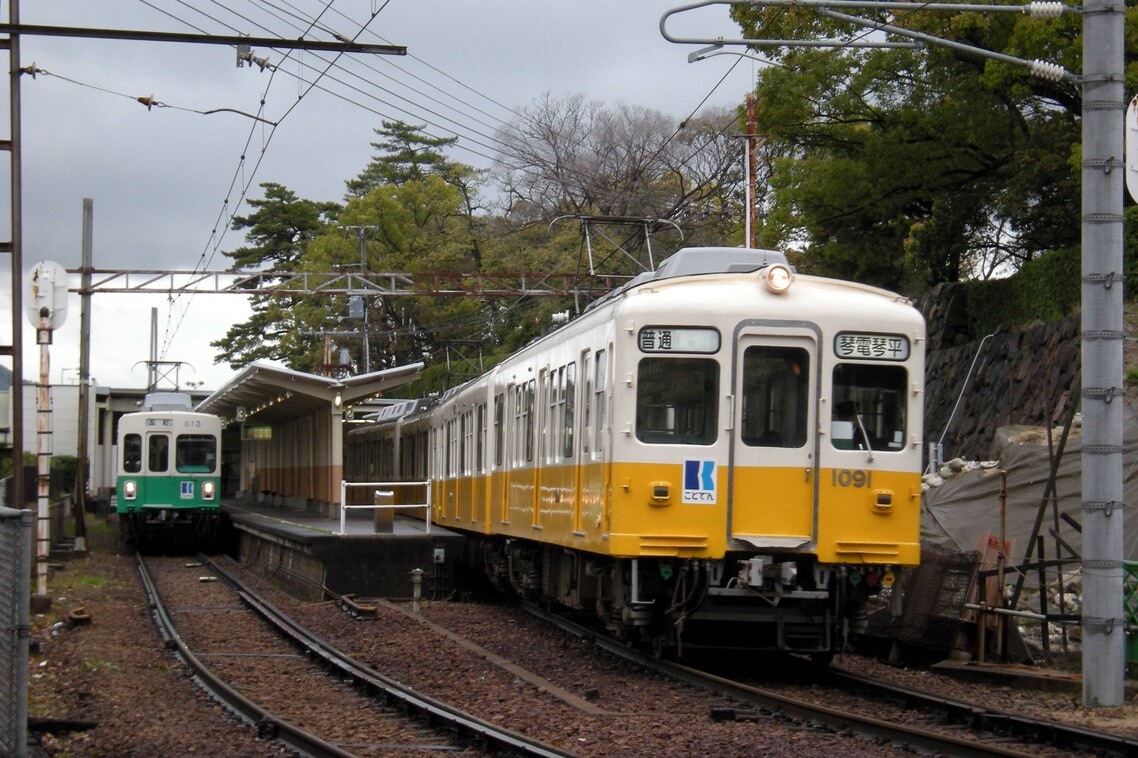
top-left (729, 331), bottom-right (818, 547)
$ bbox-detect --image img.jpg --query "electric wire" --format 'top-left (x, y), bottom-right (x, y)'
top-left (29, 1), bottom-right (761, 373)
top-left (146, 0), bottom-right (750, 366)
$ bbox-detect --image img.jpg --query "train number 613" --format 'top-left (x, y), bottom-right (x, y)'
top-left (831, 469), bottom-right (872, 488)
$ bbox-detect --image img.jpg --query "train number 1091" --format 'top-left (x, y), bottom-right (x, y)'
top-left (831, 469), bottom-right (872, 488)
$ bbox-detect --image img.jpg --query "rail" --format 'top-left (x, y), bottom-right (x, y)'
top-left (338, 480), bottom-right (432, 535)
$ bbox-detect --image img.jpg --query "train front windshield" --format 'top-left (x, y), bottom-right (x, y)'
top-left (121, 432), bottom-right (218, 473)
top-left (630, 352), bottom-right (909, 453)
top-left (176, 435), bottom-right (218, 473)
top-left (830, 363), bottom-right (908, 451)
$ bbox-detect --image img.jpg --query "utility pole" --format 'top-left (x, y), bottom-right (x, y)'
top-left (74, 199), bottom-right (92, 550)
top-left (1078, 0), bottom-right (1126, 708)
top-left (6, 0), bottom-right (26, 516)
top-left (743, 92), bottom-right (761, 249)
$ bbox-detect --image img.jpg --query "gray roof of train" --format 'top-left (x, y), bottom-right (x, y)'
top-left (584, 246), bottom-right (789, 313)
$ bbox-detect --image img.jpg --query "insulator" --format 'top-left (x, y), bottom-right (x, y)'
top-left (1027, 1), bottom-right (1067, 18)
top-left (1029, 59), bottom-right (1067, 82)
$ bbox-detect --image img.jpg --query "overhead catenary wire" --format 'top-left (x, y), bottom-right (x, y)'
top-left (23, 1), bottom-right (761, 373)
top-left (154, 0), bottom-right (753, 364)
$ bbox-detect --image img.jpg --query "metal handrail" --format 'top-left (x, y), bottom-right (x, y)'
top-left (338, 480), bottom-right (431, 535)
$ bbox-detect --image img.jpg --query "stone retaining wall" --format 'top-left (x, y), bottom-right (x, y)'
top-left (919, 283), bottom-right (1082, 461)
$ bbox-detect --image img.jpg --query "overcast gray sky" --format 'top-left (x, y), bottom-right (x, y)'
top-left (0, 1), bottom-right (759, 389)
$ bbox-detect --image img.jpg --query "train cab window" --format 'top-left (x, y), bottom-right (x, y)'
top-left (123, 434), bottom-right (143, 473)
top-left (636, 358), bottom-right (718, 445)
top-left (831, 363), bottom-right (908, 451)
top-left (148, 434), bottom-right (169, 472)
top-left (741, 346), bottom-right (808, 448)
top-left (176, 434), bottom-right (217, 473)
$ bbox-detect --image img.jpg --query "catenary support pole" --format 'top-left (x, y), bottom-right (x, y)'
top-left (1080, 0), bottom-right (1126, 708)
top-left (74, 198), bottom-right (92, 551)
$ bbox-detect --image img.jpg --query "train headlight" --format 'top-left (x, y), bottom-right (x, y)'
top-left (202, 481), bottom-right (216, 500)
top-left (762, 264), bottom-right (793, 294)
top-left (123, 480), bottom-right (137, 500)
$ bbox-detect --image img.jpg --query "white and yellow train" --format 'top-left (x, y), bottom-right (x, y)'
top-left (346, 246), bottom-right (925, 659)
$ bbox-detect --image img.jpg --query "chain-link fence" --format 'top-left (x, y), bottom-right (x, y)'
top-left (0, 507), bottom-right (31, 758)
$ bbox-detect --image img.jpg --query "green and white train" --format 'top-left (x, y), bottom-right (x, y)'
top-left (115, 392), bottom-right (222, 549)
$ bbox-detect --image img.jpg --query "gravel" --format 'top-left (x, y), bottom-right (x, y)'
top-left (26, 520), bottom-right (1138, 757)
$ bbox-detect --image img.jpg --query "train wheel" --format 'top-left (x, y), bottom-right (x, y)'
top-left (810, 651), bottom-right (835, 667)
top-left (646, 624), bottom-right (676, 660)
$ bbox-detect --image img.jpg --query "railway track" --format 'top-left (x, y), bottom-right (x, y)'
top-left (520, 601), bottom-right (1138, 757)
top-left (818, 664), bottom-right (1138, 757)
top-left (136, 552), bottom-right (570, 757)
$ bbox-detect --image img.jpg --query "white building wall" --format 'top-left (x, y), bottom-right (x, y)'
top-left (15, 382), bottom-right (103, 494)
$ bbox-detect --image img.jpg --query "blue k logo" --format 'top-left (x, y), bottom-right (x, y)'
top-left (683, 460), bottom-right (716, 504)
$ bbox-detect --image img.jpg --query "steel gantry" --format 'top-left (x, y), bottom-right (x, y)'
top-left (68, 268), bottom-right (624, 299)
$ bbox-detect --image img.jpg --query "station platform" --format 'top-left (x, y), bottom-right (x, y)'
top-left (220, 498), bottom-right (464, 603)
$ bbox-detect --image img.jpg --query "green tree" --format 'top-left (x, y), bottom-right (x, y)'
top-left (223, 182), bottom-right (341, 270)
top-left (210, 183), bottom-right (341, 370)
top-left (306, 172), bottom-right (485, 373)
top-left (346, 120), bottom-right (464, 195)
top-left (732, 5), bottom-right (1090, 292)
top-left (348, 120), bottom-right (488, 268)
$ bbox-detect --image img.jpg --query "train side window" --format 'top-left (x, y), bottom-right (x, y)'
top-left (494, 393), bottom-right (505, 468)
top-left (563, 362), bottom-right (576, 459)
top-left (176, 434), bottom-right (217, 473)
top-left (476, 403), bottom-right (486, 474)
top-left (448, 419), bottom-right (458, 477)
top-left (523, 380), bottom-right (536, 463)
top-left (831, 363), bottom-right (908, 451)
top-left (123, 434), bottom-right (142, 473)
top-left (542, 368), bottom-right (555, 463)
top-left (148, 434), bottom-right (169, 473)
top-left (513, 383), bottom-right (535, 466)
top-left (462, 411), bottom-right (472, 476)
top-left (582, 353), bottom-right (592, 455)
top-left (740, 346), bottom-right (809, 448)
top-left (635, 358), bottom-right (719, 445)
top-left (512, 385), bottom-right (524, 466)
top-left (594, 349), bottom-right (607, 456)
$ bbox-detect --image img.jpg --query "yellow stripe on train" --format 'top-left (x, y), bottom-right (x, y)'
top-left (431, 461), bottom-right (920, 565)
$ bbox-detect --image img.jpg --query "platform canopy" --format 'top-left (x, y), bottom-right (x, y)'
top-left (196, 361), bottom-right (423, 425)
